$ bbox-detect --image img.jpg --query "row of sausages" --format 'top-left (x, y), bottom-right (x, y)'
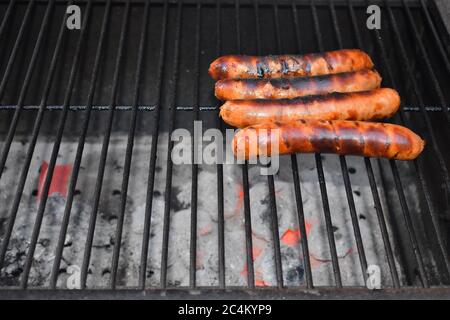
top-left (209, 49), bottom-right (424, 161)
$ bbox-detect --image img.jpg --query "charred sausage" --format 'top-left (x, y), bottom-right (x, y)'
top-left (215, 69), bottom-right (382, 100)
top-left (209, 49), bottom-right (374, 80)
top-left (232, 120), bottom-right (424, 160)
top-left (220, 88), bottom-right (400, 128)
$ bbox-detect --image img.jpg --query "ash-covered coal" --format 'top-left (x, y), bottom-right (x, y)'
top-left (0, 133), bottom-right (404, 288)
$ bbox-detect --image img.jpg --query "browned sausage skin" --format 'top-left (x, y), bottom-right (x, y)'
top-left (209, 49), bottom-right (374, 80)
top-left (215, 69), bottom-right (382, 100)
top-left (220, 88), bottom-right (400, 128)
top-left (232, 120), bottom-right (424, 160)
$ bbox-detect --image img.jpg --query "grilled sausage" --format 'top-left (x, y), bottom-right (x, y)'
top-left (215, 69), bottom-right (382, 100)
top-left (232, 120), bottom-right (424, 160)
top-left (209, 49), bottom-right (374, 80)
top-left (220, 88), bottom-right (400, 128)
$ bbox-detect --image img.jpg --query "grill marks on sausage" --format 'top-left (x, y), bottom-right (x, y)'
top-left (215, 69), bottom-right (382, 100)
top-left (209, 49), bottom-right (374, 80)
top-left (232, 120), bottom-right (424, 160)
top-left (269, 78), bottom-right (291, 90)
top-left (256, 59), bottom-right (270, 78)
top-left (219, 88), bottom-right (399, 128)
top-left (281, 128), bottom-right (291, 149)
top-left (308, 121), bottom-right (337, 153)
top-left (280, 59), bottom-right (289, 75)
top-left (323, 52), bottom-right (336, 73)
top-left (335, 122), bottom-right (365, 155)
top-left (363, 124), bottom-right (390, 157)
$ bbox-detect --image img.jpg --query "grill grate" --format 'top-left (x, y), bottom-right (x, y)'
top-left (0, 0), bottom-right (449, 298)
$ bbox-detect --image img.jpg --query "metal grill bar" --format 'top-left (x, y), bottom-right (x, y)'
top-left (0, 0), bottom-right (15, 41)
top-left (235, 0), bottom-right (256, 288)
top-left (80, 0), bottom-right (130, 288)
top-left (2, 286), bottom-right (450, 299)
top-left (216, 0), bottom-right (226, 288)
top-left (2, 104), bottom-right (448, 112)
top-left (0, 0), bottom-right (56, 271)
top-left (50, 0), bottom-right (112, 289)
top-left (290, 155), bottom-right (313, 288)
top-left (110, 0), bottom-right (149, 289)
top-left (0, 0), bottom-right (430, 4)
top-left (266, 169), bottom-right (283, 288)
top-left (0, 105), bottom-right (201, 111)
top-left (241, 163), bottom-right (255, 288)
top-left (189, 0), bottom-right (201, 288)
top-left (160, 0), bottom-right (183, 288)
top-left (139, 0), bottom-right (169, 289)
top-left (364, 158), bottom-right (400, 287)
top-left (253, 0), bottom-right (284, 289)
top-left (289, 0), bottom-right (313, 289)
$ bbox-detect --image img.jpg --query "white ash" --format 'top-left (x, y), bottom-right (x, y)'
top-left (0, 132), bottom-right (404, 288)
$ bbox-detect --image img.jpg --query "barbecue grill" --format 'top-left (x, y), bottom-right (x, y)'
top-left (0, 0), bottom-right (449, 299)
